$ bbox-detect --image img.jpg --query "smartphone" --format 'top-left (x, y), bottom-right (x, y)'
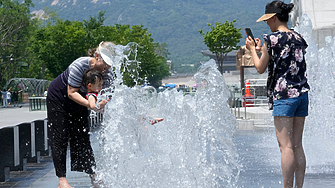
top-left (245, 28), bottom-right (257, 46)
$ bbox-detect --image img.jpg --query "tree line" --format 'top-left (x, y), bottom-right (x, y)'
top-left (29, 0), bottom-right (271, 74)
top-left (0, 1), bottom-right (170, 89)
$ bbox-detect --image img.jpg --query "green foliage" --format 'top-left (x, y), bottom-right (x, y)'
top-left (83, 10), bottom-right (107, 47)
top-left (199, 20), bottom-right (242, 74)
top-left (30, 19), bottom-right (87, 79)
top-left (199, 20), bottom-right (242, 56)
top-left (29, 0), bottom-right (272, 74)
top-left (94, 24), bottom-right (170, 86)
top-left (29, 11), bottom-right (170, 87)
top-left (147, 56), bottom-right (171, 88)
top-left (0, 0), bottom-right (36, 86)
top-left (0, 0), bottom-right (273, 88)
top-left (155, 43), bottom-right (170, 58)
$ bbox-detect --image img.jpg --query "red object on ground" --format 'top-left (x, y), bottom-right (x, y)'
top-left (242, 79), bottom-right (254, 107)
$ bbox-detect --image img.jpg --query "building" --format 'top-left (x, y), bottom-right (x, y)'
top-left (290, 0), bottom-right (335, 48)
top-left (201, 50), bottom-right (237, 73)
top-left (161, 73), bottom-right (195, 87)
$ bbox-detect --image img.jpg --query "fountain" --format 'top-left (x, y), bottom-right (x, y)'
top-left (4, 78), bottom-right (50, 96)
top-left (296, 14), bottom-right (335, 173)
top-left (91, 14), bottom-right (335, 187)
top-left (93, 42), bottom-right (240, 187)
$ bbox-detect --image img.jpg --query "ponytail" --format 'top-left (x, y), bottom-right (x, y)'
top-left (269, 1), bottom-right (294, 22)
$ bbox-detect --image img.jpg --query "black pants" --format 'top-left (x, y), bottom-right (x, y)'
top-left (47, 98), bottom-right (95, 177)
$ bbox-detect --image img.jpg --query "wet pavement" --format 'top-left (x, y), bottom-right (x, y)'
top-left (0, 105), bottom-right (47, 129)
top-left (1, 105), bottom-right (335, 188)
top-left (0, 105), bottom-right (92, 188)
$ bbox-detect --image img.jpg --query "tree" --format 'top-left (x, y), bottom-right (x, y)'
top-left (96, 24), bottom-right (170, 87)
top-left (146, 56), bottom-right (171, 88)
top-left (30, 11), bottom-right (170, 87)
top-left (0, 0), bottom-right (35, 85)
top-left (199, 20), bottom-right (242, 74)
top-left (30, 19), bottom-right (87, 79)
top-left (83, 10), bottom-right (107, 48)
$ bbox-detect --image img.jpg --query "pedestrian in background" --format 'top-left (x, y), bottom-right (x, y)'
top-left (1, 87), bottom-right (11, 108)
top-left (12, 89), bottom-right (23, 107)
top-left (7, 89), bottom-right (11, 107)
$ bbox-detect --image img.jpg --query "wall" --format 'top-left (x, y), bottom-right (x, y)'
top-left (291, 0), bottom-right (335, 48)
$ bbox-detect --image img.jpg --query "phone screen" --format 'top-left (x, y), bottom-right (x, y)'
top-left (245, 28), bottom-right (257, 46)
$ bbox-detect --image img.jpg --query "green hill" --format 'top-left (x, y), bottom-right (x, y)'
top-left (30, 0), bottom-right (273, 73)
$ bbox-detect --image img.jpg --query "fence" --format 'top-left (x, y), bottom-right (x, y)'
top-left (0, 119), bottom-right (50, 182)
top-left (0, 110), bottom-right (104, 182)
top-left (89, 111), bottom-right (104, 129)
top-left (231, 97), bottom-right (268, 119)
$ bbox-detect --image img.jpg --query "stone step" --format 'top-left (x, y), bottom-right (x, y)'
top-left (237, 118), bottom-right (274, 131)
top-left (251, 118), bottom-right (265, 125)
top-left (232, 111), bottom-right (271, 119)
top-left (254, 124), bottom-right (274, 131)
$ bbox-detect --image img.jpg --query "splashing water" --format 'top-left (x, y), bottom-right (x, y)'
top-left (93, 14), bottom-right (335, 187)
top-left (94, 43), bottom-right (240, 187)
top-left (295, 14), bottom-right (335, 173)
top-left (256, 14), bottom-right (335, 175)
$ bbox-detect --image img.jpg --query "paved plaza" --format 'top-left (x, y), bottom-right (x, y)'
top-left (0, 105), bottom-right (334, 188)
top-left (0, 105), bottom-right (92, 188)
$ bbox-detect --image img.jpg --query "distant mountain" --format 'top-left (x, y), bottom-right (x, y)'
top-left (30, 0), bottom-right (272, 72)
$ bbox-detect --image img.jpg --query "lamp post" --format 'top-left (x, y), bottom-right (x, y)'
top-left (0, 54), bottom-right (14, 64)
top-left (8, 54), bottom-right (14, 61)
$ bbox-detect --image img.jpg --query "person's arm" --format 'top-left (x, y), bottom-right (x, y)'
top-left (87, 95), bottom-right (109, 111)
top-left (7, 87), bottom-right (12, 92)
top-left (67, 85), bottom-right (90, 108)
top-left (87, 95), bottom-right (97, 109)
top-left (246, 37), bottom-right (270, 74)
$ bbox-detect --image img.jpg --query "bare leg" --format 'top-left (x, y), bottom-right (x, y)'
top-left (274, 116), bottom-right (295, 188)
top-left (58, 177), bottom-right (73, 188)
top-left (292, 117), bottom-right (306, 188)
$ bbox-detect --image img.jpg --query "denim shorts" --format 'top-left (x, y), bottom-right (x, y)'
top-left (272, 92), bottom-right (309, 117)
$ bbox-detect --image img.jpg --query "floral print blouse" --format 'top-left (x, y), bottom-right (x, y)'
top-left (263, 30), bottom-right (310, 110)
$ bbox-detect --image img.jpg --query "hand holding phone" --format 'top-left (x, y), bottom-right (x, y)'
top-left (245, 28), bottom-right (257, 46)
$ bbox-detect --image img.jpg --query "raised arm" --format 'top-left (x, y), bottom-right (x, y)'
top-left (246, 37), bottom-right (270, 74)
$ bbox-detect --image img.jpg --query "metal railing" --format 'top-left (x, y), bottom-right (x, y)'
top-left (89, 111), bottom-right (103, 130)
top-left (229, 80), bottom-right (268, 119)
top-left (231, 97), bottom-right (268, 119)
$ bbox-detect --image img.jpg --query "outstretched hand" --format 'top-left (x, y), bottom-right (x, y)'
top-left (149, 117), bottom-right (164, 125)
top-left (144, 117), bottom-right (164, 130)
top-left (94, 99), bottom-right (110, 112)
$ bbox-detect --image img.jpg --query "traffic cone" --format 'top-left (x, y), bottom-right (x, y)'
top-left (243, 79), bottom-right (254, 107)
top-left (245, 79), bottom-right (251, 96)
